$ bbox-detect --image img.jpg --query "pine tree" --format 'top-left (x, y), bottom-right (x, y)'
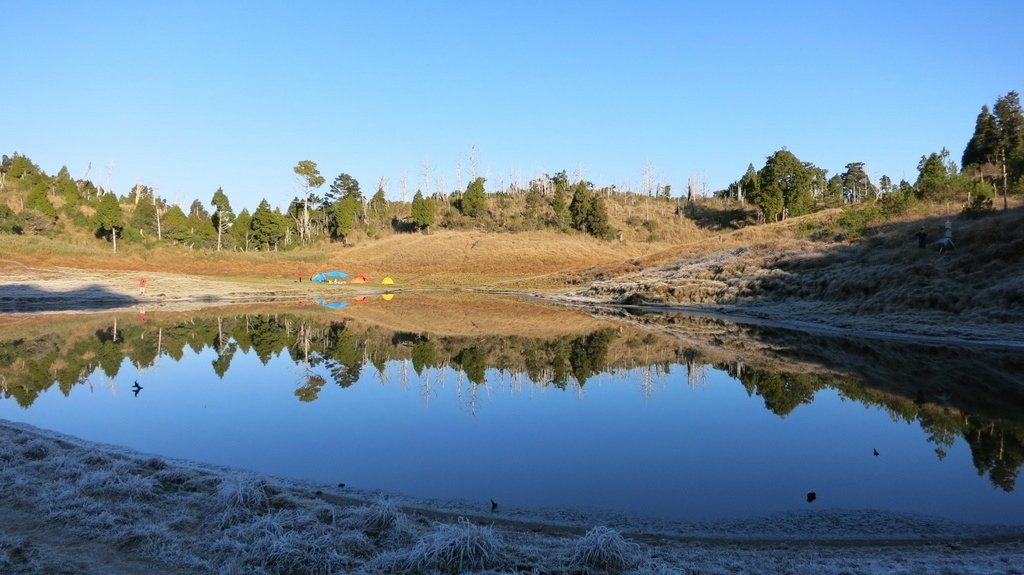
top-left (250, 199), bottom-right (278, 250)
top-left (332, 196), bottom-right (358, 244)
top-left (411, 190), bottom-right (436, 231)
top-left (211, 187), bottom-right (235, 251)
top-left (231, 209), bottom-right (253, 251)
top-left (460, 177), bottom-right (487, 217)
top-left (94, 192), bottom-right (123, 252)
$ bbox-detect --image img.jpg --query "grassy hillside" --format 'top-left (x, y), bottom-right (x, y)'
top-left (583, 202), bottom-right (1024, 340)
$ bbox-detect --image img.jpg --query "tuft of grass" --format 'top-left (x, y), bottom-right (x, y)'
top-left (567, 526), bottom-right (644, 575)
top-left (358, 496), bottom-right (411, 543)
top-left (214, 475), bottom-right (273, 525)
top-left (407, 517), bottom-right (507, 574)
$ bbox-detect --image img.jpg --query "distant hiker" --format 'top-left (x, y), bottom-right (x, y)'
top-left (138, 278), bottom-right (147, 296)
top-left (914, 227), bottom-right (927, 248)
top-left (297, 273), bottom-right (303, 283)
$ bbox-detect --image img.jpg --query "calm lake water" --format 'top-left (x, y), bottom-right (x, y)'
top-left (2, 294), bottom-right (1022, 525)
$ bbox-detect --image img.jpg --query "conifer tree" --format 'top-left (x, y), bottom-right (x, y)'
top-left (95, 192), bottom-right (123, 252)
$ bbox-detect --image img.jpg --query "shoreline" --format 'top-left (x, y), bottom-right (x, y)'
top-left (2, 268), bottom-right (1023, 350)
top-left (3, 419), bottom-right (1023, 574)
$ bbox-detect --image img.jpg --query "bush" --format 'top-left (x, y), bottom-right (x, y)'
top-left (835, 205), bottom-right (883, 241)
top-left (879, 189), bottom-right (917, 216)
top-left (0, 204), bottom-right (20, 234)
top-left (17, 209), bottom-right (57, 236)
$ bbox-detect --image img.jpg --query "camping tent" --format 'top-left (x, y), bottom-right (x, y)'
top-left (311, 271), bottom-right (349, 283)
top-left (315, 299), bottom-right (349, 309)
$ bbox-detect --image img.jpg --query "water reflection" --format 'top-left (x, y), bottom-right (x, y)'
top-left (1, 295), bottom-right (1022, 504)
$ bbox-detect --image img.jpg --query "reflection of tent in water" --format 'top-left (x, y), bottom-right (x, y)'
top-left (311, 271), bottom-right (349, 283)
top-left (381, 293), bottom-right (394, 301)
top-left (315, 299), bottom-right (349, 309)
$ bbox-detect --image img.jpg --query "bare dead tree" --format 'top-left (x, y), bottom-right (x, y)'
top-left (642, 162), bottom-right (656, 197)
top-left (152, 185), bottom-right (163, 240)
top-left (104, 160), bottom-right (115, 195)
top-left (420, 157), bottom-right (431, 199)
top-left (400, 171), bottom-right (409, 203)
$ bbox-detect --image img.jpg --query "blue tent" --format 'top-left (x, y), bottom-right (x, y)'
top-left (311, 271), bottom-right (349, 283)
top-left (315, 299), bottom-right (350, 309)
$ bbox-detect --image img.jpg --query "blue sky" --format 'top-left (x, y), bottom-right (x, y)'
top-left (4, 0), bottom-right (1022, 212)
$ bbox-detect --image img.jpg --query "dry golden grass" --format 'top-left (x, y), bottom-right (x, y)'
top-left (0, 229), bottom-right (664, 289)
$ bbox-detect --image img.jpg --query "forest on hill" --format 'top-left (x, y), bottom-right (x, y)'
top-left (1, 92), bottom-right (1021, 255)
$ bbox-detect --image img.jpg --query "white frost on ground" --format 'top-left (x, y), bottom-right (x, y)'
top-left (2, 419), bottom-right (1023, 575)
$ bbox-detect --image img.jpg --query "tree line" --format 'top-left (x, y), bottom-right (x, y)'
top-left (0, 155), bottom-right (619, 252)
top-left (721, 91), bottom-right (1024, 221)
top-left (1, 91), bottom-right (1020, 251)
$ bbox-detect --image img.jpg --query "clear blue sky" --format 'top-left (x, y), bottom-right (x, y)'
top-left (4, 0), bottom-right (1022, 212)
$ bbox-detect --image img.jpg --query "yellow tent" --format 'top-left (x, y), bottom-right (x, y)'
top-left (381, 277), bottom-right (394, 285)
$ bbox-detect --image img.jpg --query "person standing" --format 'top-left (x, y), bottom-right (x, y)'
top-left (914, 227), bottom-right (927, 248)
top-left (139, 277), bottom-right (147, 296)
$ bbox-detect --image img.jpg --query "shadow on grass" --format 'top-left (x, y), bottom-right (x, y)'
top-left (0, 283), bottom-right (139, 313)
top-left (746, 207), bottom-right (1024, 315)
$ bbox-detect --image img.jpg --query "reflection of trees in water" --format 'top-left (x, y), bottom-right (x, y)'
top-left (2, 312), bottom-right (1024, 492)
top-left (732, 368), bottom-right (818, 417)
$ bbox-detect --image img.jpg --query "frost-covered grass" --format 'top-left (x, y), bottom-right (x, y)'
top-left (567, 526), bottom-right (643, 574)
top-left (2, 419), bottom-right (1023, 575)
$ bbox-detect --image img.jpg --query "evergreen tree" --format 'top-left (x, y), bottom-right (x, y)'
top-left (129, 198), bottom-right (157, 239)
top-left (840, 162), bottom-right (877, 203)
top-left (94, 192), bottom-right (123, 252)
top-left (250, 199), bottom-right (280, 250)
top-left (549, 171), bottom-right (572, 231)
top-left (826, 174), bottom-right (844, 204)
top-left (962, 104), bottom-right (1001, 169)
top-left (915, 148), bottom-right (958, 199)
top-left (25, 185), bottom-right (57, 220)
top-left (993, 91), bottom-right (1024, 199)
top-left (160, 205), bottom-right (192, 244)
top-left (568, 181), bottom-right (613, 238)
top-left (331, 196), bottom-right (358, 244)
top-left (211, 187), bottom-right (235, 251)
top-left (231, 209), bottom-right (253, 251)
top-left (56, 166), bottom-right (80, 208)
top-left (0, 204), bottom-right (18, 234)
top-left (460, 177), bottom-right (487, 217)
top-left (369, 187), bottom-right (387, 213)
top-left (410, 190), bottom-right (436, 231)
top-left (738, 163), bottom-right (759, 204)
top-left (329, 173), bottom-right (362, 203)
top-left (754, 150), bottom-right (796, 221)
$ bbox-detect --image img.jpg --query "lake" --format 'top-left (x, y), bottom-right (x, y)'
top-left (2, 293), bottom-right (1022, 525)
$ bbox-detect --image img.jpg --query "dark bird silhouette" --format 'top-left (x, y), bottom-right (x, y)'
top-left (490, 499), bottom-right (498, 512)
top-left (806, 491), bottom-right (817, 503)
top-left (131, 381), bottom-right (143, 397)
top-left (337, 483), bottom-right (346, 488)
top-left (873, 448), bottom-right (880, 457)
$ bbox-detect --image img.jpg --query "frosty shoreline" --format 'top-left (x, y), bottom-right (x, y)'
top-left (2, 419), bottom-right (1023, 574)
